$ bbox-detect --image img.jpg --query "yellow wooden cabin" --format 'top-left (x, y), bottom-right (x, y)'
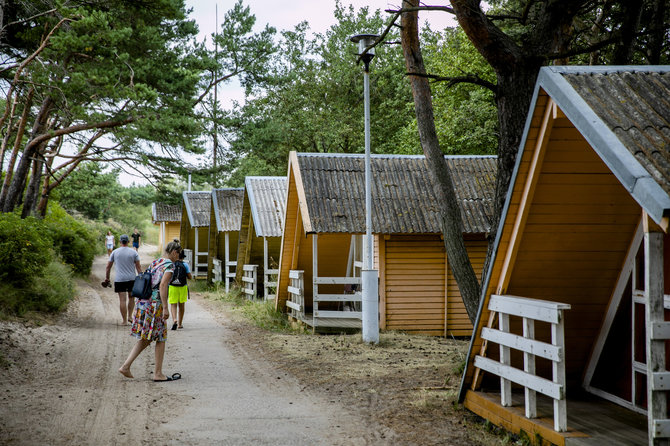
top-left (152, 202), bottom-right (181, 253)
top-left (180, 191), bottom-right (211, 278)
top-left (207, 188), bottom-right (244, 290)
top-left (275, 151), bottom-right (496, 335)
top-left (459, 66), bottom-right (670, 446)
top-left (235, 177), bottom-right (287, 300)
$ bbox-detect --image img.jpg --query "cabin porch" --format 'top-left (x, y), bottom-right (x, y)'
top-left (464, 389), bottom-right (647, 445)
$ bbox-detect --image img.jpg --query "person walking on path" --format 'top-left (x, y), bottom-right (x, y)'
top-left (119, 239), bottom-right (182, 382)
top-left (105, 231), bottom-right (115, 256)
top-left (105, 234), bottom-right (142, 325)
top-left (168, 249), bottom-right (192, 330)
top-left (131, 228), bottom-right (141, 252)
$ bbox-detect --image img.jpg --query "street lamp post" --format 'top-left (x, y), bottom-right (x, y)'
top-left (350, 33), bottom-right (380, 344)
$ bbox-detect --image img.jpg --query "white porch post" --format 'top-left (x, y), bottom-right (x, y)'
top-left (224, 232), bottom-right (230, 293)
top-left (645, 214), bottom-right (669, 445)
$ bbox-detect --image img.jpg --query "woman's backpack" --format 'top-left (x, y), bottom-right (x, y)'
top-left (132, 258), bottom-right (171, 299)
top-left (169, 261), bottom-right (188, 287)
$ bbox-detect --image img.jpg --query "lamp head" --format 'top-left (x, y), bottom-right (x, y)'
top-left (350, 33), bottom-right (380, 71)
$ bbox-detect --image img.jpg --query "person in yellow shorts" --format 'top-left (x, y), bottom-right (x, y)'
top-left (168, 250), bottom-right (192, 330)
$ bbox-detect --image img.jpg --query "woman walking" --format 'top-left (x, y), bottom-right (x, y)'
top-left (105, 230), bottom-right (115, 256)
top-left (118, 239), bottom-right (182, 382)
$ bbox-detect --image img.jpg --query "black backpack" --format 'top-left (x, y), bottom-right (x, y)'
top-left (169, 261), bottom-right (188, 287)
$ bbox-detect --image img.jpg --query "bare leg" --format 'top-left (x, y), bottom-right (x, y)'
top-left (178, 302), bottom-right (185, 328)
top-left (118, 292), bottom-right (128, 324)
top-left (126, 293), bottom-right (135, 323)
top-left (119, 339), bottom-right (150, 378)
top-left (153, 341), bottom-right (167, 381)
top-left (170, 303), bottom-right (178, 321)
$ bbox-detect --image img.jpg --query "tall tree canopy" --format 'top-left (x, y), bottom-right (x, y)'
top-left (0, 0), bottom-right (276, 216)
top-left (396, 0), bottom-right (670, 321)
top-left (219, 2), bottom-right (418, 185)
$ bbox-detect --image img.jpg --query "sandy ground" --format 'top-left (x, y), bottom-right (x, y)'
top-left (0, 245), bottom-right (388, 445)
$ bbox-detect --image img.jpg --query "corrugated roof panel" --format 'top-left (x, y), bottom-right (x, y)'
top-left (213, 188), bottom-right (244, 232)
top-left (297, 153), bottom-right (496, 234)
top-left (183, 191), bottom-right (211, 227)
top-left (563, 70), bottom-right (670, 196)
top-left (153, 203), bottom-right (181, 222)
top-left (245, 177), bottom-right (287, 237)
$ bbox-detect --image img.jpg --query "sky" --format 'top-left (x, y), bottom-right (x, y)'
top-left (119, 1), bottom-right (456, 186)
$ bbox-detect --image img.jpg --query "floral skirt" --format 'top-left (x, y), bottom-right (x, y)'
top-left (130, 293), bottom-right (167, 342)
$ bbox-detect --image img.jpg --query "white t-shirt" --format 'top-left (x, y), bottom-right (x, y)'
top-left (109, 247), bottom-right (140, 282)
top-left (105, 235), bottom-right (114, 246)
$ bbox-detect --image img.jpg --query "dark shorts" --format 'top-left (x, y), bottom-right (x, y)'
top-left (132, 242), bottom-right (139, 248)
top-left (114, 280), bottom-right (134, 293)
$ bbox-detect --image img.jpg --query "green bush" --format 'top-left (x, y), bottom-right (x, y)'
top-left (0, 209), bottom-right (82, 316)
top-left (43, 203), bottom-right (97, 276)
top-left (32, 260), bottom-right (75, 313)
top-left (0, 213), bottom-right (52, 286)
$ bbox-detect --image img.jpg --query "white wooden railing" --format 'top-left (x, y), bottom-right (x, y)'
top-left (183, 249), bottom-right (193, 272)
top-left (212, 258), bottom-right (222, 282)
top-left (286, 270), bottom-right (304, 320)
top-left (264, 268), bottom-right (279, 301)
top-left (242, 264), bottom-right (258, 299)
top-left (313, 276), bottom-right (362, 329)
top-left (226, 260), bottom-right (236, 292)
top-left (474, 294), bottom-right (571, 432)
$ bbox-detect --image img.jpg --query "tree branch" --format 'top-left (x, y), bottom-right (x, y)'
top-left (26, 116), bottom-right (136, 152)
top-left (407, 72), bottom-right (498, 92)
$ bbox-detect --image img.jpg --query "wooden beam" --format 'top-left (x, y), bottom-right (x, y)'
top-left (379, 235), bottom-right (387, 330)
top-left (496, 97), bottom-right (556, 295)
top-left (290, 151), bottom-right (313, 233)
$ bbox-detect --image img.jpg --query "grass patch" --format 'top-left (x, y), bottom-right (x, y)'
top-left (200, 284), bottom-right (297, 332)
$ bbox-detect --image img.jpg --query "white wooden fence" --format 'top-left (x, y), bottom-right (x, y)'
top-left (264, 268), bottom-right (279, 301)
top-left (286, 270), bottom-right (304, 320)
top-left (212, 258), bottom-right (237, 293)
top-left (242, 264), bottom-right (258, 299)
top-left (226, 260), bottom-right (236, 293)
top-left (212, 258), bottom-right (222, 282)
top-left (183, 249), bottom-right (193, 273)
top-left (474, 294), bottom-right (571, 432)
top-left (312, 276), bottom-right (362, 329)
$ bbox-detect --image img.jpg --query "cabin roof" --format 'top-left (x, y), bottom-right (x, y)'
top-left (294, 152), bottom-right (497, 234)
top-left (212, 188), bottom-right (244, 232)
top-left (244, 176), bottom-right (287, 237)
top-left (182, 191), bottom-right (211, 227)
top-left (152, 202), bottom-right (181, 223)
top-left (537, 65), bottom-right (670, 223)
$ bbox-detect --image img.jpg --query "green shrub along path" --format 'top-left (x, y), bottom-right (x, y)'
top-left (0, 244), bottom-right (383, 445)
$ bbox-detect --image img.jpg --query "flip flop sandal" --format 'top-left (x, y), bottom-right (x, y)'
top-left (171, 322), bottom-right (178, 331)
top-left (153, 373), bottom-right (181, 382)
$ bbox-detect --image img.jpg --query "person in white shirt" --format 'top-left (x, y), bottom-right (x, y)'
top-left (105, 230), bottom-right (115, 255)
top-left (104, 234), bottom-right (142, 325)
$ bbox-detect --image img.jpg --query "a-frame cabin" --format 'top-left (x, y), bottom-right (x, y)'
top-left (459, 66), bottom-right (670, 446)
top-left (180, 191), bottom-right (211, 278)
top-left (275, 151), bottom-right (496, 334)
top-left (208, 188), bottom-right (244, 290)
top-left (235, 177), bottom-right (287, 299)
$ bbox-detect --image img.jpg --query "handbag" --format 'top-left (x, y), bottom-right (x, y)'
top-left (131, 270), bottom-right (153, 300)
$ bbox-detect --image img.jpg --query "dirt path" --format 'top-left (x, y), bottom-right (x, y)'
top-left (0, 245), bottom-right (387, 445)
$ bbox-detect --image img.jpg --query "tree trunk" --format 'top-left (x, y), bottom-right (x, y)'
top-left (400, 0), bottom-right (481, 322)
top-left (648, 0), bottom-right (667, 64)
top-left (37, 153), bottom-right (56, 218)
top-left (612, 1), bottom-right (644, 64)
top-left (0, 88), bottom-right (35, 209)
top-left (21, 150), bottom-right (44, 218)
top-left (2, 96), bottom-right (52, 213)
